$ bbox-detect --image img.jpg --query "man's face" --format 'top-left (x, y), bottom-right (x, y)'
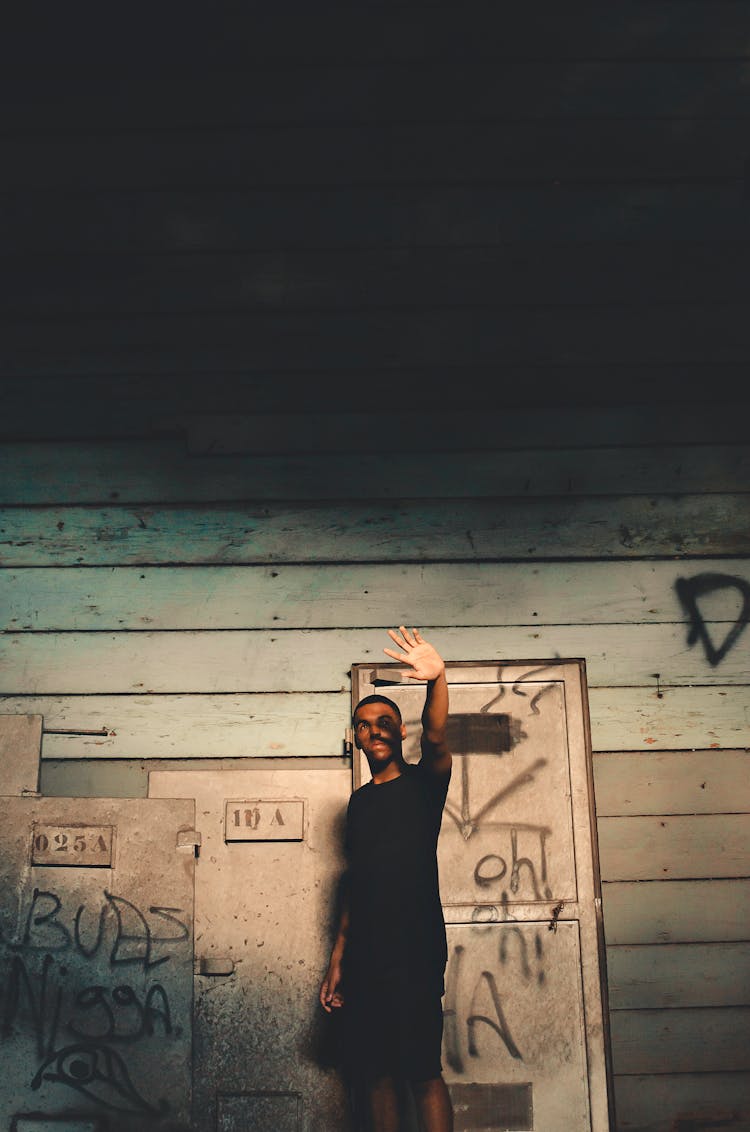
top-left (353, 702), bottom-right (406, 770)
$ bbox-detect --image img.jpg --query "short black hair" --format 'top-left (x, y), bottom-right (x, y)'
top-left (352, 694), bottom-right (403, 723)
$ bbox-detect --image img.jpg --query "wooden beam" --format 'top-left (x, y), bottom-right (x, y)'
top-left (3, 495), bottom-right (748, 564)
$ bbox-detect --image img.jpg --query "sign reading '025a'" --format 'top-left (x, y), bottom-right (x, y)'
top-left (224, 799), bottom-right (305, 842)
top-left (31, 823), bottom-right (114, 866)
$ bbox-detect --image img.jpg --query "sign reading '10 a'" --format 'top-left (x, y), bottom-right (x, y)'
top-left (224, 799), bottom-right (305, 842)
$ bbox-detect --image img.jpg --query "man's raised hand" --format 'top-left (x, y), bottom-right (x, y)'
top-left (383, 626), bottom-right (445, 682)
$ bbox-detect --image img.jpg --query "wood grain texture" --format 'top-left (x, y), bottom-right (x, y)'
top-left (593, 750), bottom-right (750, 816)
top-left (3, 560), bottom-right (747, 629)
top-left (606, 942), bottom-right (750, 1009)
top-left (598, 815), bottom-right (750, 881)
top-left (0, 684), bottom-right (747, 757)
top-left (1, 624), bottom-right (747, 693)
top-left (613, 1071), bottom-right (750, 1132)
top-left (0, 692), bottom-right (349, 758)
top-left (610, 1006), bottom-right (750, 1073)
top-left (588, 686), bottom-right (750, 752)
top-left (602, 879), bottom-right (750, 944)
top-left (3, 495), bottom-right (748, 565)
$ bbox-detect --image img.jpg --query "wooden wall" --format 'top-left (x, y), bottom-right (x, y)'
top-left (1, 5), bottom-right (749, 1130)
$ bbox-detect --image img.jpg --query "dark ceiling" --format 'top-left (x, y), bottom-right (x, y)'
top-left (1, 2), bottom-right (748, 436)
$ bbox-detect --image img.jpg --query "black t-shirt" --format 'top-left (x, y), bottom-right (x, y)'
top-left (344, 762), bottom-right (449, 990)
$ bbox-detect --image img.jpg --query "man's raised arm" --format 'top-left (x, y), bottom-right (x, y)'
top-left (383, 626), bottom-right (452, 777)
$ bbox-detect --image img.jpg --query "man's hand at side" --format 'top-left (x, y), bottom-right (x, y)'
top-left (319, 957), bottom-right (344, 1013)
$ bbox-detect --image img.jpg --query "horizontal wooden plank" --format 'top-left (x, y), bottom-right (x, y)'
top-left (593, 751), bottom-right (750, 816)
top-left (3, 185), bottom-right (750, 257)
top-left (598, 815), bottom-right (750, 881)
top-left (2, 625), bottom-right (749, 695)
top-left (611, 1006), bottom-right (750, 1074)
top-left (589, 686), bottom-right (750, 752)
top-left (4, 61), bottom-right (750, 131)
top-left (3, 494), bottom-right (748, 564)
top-left (4, 4), bottom-right (748, 65)
top-left (0, 692), bottom-right (349, 759)
top-left (0, 683), bottom-right (747, 758)
top-left (606, 942), bottom-right (750, 1009)
top-left (5, 119), bottom-right (746, 191)
top-left (613, 1071), bottom-right (750, 1132)
top-left (9, 243), bottom-right (750, 318)
top-left (602, 879), bottom-right (750, 944)
top-left (4, 560), bottom-right (749, 632)
top-left (3, 304), bottom-right (750, 378)
top-left (2, 442), bottom-right (748, 502)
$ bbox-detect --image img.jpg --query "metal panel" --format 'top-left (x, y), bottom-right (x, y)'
top-left (0, 713), bottom-right (42, 795)
top-left (353, 659), bottom-right (614, 1132)
top-left (0, 797), bottom-right (195, 1129)
top-left (148, 768), bottom-right (353, 1132)
top-left (216, 1091), bottom-right (301, 1132)
top-left (444, 923), bottom-right (590, 1131)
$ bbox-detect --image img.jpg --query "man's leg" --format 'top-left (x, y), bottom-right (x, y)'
top-left (412, 1075), bottom-right (454, 1132)
top-left (367, 1073), bottom-right (400, 1132)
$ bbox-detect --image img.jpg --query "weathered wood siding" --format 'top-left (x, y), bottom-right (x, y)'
top-left (1, 5), bottom-right (749, 1128)
top-left (2, 425), bottom-right (748, 1129)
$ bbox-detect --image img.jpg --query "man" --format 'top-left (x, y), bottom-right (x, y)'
top-left (320, 626), bottom-right (454, 1132)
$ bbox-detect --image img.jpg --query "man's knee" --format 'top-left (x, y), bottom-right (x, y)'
top-left (412, 1075), bottom-right (454, 1129)
top-left (411, 1075), bottom-right (446, 1097)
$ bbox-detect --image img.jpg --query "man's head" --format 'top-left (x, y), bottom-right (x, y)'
top-left (352, 695), bottom-right (406, 773)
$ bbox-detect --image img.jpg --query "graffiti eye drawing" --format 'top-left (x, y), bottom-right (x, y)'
top-left (30, 1040), bottom-right (167, 1116)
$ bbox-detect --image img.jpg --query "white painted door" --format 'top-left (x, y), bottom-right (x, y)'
top-left (352, 659), bottom-right (615, 1132)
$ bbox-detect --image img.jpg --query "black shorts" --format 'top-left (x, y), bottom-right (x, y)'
top-left (345, 970), bottom-right (445, 1083)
